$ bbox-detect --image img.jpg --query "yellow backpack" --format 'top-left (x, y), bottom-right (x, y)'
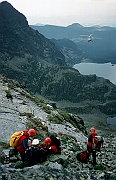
top-left (10, 131), bottom-right (24, 147)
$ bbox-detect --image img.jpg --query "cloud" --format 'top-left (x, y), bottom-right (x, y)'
top-left (4, 0), bottom-right (116, 26)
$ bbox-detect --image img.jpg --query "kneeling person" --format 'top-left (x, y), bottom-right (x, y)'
top-left (40, 135), bottom-right (61, 155)
top-left (26, 139), bottom-right (47, 166)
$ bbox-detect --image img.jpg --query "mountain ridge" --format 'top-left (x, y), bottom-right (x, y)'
top-left (31, 23), bottom-right (116, 65)
top-left (0, 1), bottom-right (116, 116)
top-left (0, 1), bottom-right (66, 66)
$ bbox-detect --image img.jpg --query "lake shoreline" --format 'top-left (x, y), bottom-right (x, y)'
top-left (107, 116), bottom-right (116, 126)
top-left (73, 62), bottom-right (116, 85)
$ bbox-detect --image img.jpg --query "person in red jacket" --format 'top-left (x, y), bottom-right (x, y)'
top-left (16, 129), bottom-right (36, 161)
top-left (40, 136), bottom-right (61, 155)
top-left (87, 127), bottom-right (98, 165)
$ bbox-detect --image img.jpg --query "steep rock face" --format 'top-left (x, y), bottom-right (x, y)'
top-left (0, 1), bottom-right (66, 66)
top-left (0, 74), bottom-right (87, 145)
top-left (51, 38), bottom-right (84, 66)
top-left (0, 1), bottom-right (28, 27)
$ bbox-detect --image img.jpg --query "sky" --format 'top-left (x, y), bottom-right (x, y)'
top-left (1, 0), bottom-right (116, 27)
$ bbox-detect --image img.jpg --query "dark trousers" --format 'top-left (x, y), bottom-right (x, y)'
top-left (91, 150), bottom-right (96, 165)
top-left (88, 150), bottom-right (96, 165)
top-left (19, 152), bottom-right (27, 162)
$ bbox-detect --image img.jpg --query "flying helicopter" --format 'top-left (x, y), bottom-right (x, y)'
top-left (88, 34), bottom-right (93, 42)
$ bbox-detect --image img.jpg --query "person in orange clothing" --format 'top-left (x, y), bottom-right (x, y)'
top-left (87, 127), bottom-right (98, 165)
top-left (40, 135), bottom-right (61, 155)
top-left (16, 129), bottom-right (36, 161)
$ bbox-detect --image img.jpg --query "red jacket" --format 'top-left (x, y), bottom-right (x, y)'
top-left (49, 145), bottom-right (59, 153)
top-left (87, 132), bottom-right (98, 152)
top-left (40, 143), bottom-right (59, 154)
top-left (16, 130), bottom-right (29, 153)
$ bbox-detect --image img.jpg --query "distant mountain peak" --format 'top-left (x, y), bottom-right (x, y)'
top-left (0, 0), bottom-right (28, 27)
top-left (34, 23), bottom-right (45, 26)
top-left (67, 23), bottom-right (83, 28)
top-left (1, 1), bottom-right (11, 6)
top-left (0, 0), bottom-right (66, 66)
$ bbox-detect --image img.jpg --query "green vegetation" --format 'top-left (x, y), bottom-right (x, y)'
top-left (47, 114), bottom-right (64, 124)
top-left (58, 109), bottom-right (84, 130)
top-left (26, 117), bottom-right (48, 141)
top-left (47, 108), bottom-right (86, 135)
top-left (47, 109), bottom-right (76, 125)
top-left (94, 164), bottom-right (104, 171)
top-left (58, 133), bottom-right (80, 152)
top-left (99, 101), bottom-right (116, 115)
top-left (21, 91), bottom-right (51, 114)
top-left (5, 90), bottom-right (13, 100)
top-left (57, 109), bottom-right (71, 121)
top-left (0, 142), bottom-right (9, 149)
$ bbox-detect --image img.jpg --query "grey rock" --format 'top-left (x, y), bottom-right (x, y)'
top-left (48, 162), bottom-right (62, 170)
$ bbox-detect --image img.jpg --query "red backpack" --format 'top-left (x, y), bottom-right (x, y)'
top-left (76, 151), bottom-right (89, 163)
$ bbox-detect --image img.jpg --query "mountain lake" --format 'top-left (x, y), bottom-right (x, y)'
top-left (73, 62), bottom-right (116, 125)
top-left (73, 62), bottom-right (116, 85)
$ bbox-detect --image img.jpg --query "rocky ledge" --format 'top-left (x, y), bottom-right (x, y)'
top-left (0, 135), bottom-right (116, 180)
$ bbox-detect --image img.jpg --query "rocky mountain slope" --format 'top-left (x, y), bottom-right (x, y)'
top-left (0, 74), bottom-right (116, 180)
top-left (0, 74), bottom-right (87, 144)
top-left (50, 38), bottom-right (84, 66)
top-left (0, 1), bottom-right (66, 66)
top-left (0, 1), bottom-right (116, 117)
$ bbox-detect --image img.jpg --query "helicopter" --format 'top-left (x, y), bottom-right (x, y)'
top-left (88, 34), bottom-right (93, 42)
